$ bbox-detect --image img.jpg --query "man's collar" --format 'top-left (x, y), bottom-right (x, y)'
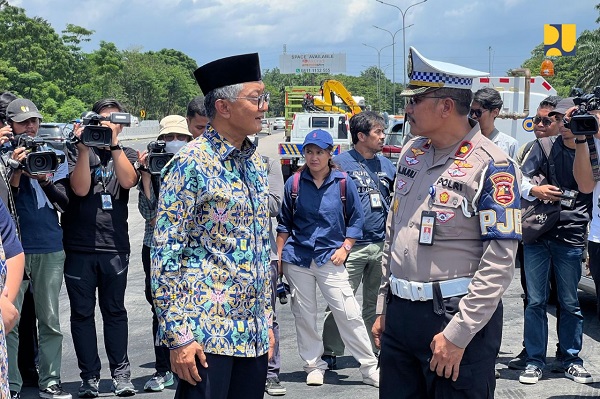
top-left (203, 124), bottom-right (257, 161)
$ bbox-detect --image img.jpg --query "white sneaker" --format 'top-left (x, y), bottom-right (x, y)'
top-left (306, 369), bottom-right (324, 386)
top-left (363, 370), bottom-right (380, 388)
top-left (565, 364), bottom-right (593, 384)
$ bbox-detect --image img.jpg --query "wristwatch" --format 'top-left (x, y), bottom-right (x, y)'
top-left (110, 142), bottom-right (123, 151)
top-left (342, 243), bottom-right (352, 252)
top-left (575, 138), bottom-right (588, 144)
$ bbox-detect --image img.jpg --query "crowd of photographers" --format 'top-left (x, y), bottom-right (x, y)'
top-left (0, 94), bottom-right (210, 399)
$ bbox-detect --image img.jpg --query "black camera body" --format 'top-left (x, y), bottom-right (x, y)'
top-left (14, 135), bottom-right (62, 175)
top-left (80, 111), bottom-right (131, 147)
top-left (276, 276), bottom-right (290, 305)
top-left (569, 87), bottom-right (600, 136)
top-left (147, 140), bottom-right (173, 175)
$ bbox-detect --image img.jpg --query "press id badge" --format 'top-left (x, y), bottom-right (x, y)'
top-left (370, 192), bottom-right (382, 209)
top-left (101, 192), bottom-right (113, 211)
top-left (418, 210), bottom-right (436, 246)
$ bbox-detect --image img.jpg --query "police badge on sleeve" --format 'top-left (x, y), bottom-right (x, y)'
top-left (478, 161), bottom-right (522, 240)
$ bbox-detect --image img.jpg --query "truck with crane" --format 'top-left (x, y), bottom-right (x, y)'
top-left (278, 79), bottom-right (365, 181)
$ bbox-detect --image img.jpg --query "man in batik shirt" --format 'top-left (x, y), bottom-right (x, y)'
top-left (151, 53), bottom-right (273, 399)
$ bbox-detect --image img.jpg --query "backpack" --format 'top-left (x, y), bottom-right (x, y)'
top-left (291, 171), bottom-right (347, 223)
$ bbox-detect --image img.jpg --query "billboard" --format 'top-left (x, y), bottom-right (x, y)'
top-left (279, 53), bottom-right (346, 74)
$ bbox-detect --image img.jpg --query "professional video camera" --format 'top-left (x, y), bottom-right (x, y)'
top-left (567, 87), bottom-right (600, 135)
top-left (80, 111), bottom-right (131, 147)
top-left (13, 135), bottom-right (62, 175)
top-left (147, 140), bottom-right (173, 175)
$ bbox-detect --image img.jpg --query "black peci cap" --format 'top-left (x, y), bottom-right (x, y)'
top-left (193, 53), bottom-right (261, 95)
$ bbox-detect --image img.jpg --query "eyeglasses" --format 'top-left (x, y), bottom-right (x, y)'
top-left (231, 92), bottom-right (270, 109)
top-left (406, 95), bottom-right (449, 106)
top-left (469, 108), bottom-right (488, 118)
top-left (533, 116), bottom-right (555, 127)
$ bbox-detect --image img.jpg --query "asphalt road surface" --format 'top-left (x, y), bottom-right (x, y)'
top-left (16, 130), bottom-right (600, 398)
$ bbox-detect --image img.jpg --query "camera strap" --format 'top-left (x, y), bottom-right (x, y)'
top-left (585, 136), bottom-right (600, 181)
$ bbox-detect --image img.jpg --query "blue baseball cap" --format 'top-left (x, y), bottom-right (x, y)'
top-left (303, 129), bottom-right (333, 149)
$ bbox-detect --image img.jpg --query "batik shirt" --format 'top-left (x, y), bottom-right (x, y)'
top-left (151, 125), bottom-right (272, 357)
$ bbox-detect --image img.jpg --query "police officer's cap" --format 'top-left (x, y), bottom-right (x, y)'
top-left (401, 47), bottom-right (488, 97)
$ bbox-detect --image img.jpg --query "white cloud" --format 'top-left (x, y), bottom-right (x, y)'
top-left (10, 0), bottom-right (600, 77)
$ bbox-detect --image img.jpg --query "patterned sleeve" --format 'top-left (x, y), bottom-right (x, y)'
top-left (151, 156), bottom-right (201, 349)
top-left (137, 179), bottom-right (157, 221)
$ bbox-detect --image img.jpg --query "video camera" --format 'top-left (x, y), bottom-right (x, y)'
top-left (12, 135), bottom-right (62, 175)
top-left (147, 140), bottom-right (173, 175)
top-left (79, 111), bottom-right (131, 147)
top-left (567, 87), bottom-right (600, 135)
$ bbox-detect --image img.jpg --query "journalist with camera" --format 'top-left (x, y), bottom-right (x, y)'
top-left (573, 89), bottom-right (600, 328)
top-left (518, 96), bottom-right (594, 385)
top-left (79, 111), bottom-right (131, 147)
top-left (2, 98), bottom-right (72, 399)
top-left (61, 98), bottom-right (138, 397)
top-left (136, 115), bottom-right (191, 391)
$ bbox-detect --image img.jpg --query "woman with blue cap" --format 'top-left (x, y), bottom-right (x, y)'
top-left (276, 129), bottom-right (380, 388)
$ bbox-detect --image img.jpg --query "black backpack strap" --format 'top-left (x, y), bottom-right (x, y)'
top-left (339, 172), bottom-right (347, 225)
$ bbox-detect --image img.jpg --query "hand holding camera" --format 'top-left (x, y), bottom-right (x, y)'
top-left (10, 135), bottom-right (62, 176)
top-left (565, 87), bottom-right (600, 136)
top-left (75, 111), bottom-right (131, 147)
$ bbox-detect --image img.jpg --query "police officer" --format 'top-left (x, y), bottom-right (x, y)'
top-left (372, 47), bottom-right (522, 398)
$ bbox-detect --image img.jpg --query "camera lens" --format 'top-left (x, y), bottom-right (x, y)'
top-left (26, 152), bottom-right (56, 174)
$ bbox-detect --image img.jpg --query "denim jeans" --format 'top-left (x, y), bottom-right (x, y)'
top-left (523, 239), bottom-right (584, 369)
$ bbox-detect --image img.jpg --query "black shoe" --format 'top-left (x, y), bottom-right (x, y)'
top-left (321, 355), bottom-right (337, 370)
top-left (112, 374), bottom-right (136, 397)
top-left (265, 377), bottom-right (287, 396)
top-left (508, 348), bottom-right (528, 370)
top-left (40, 384), bottom-right (72, 399)
top-left (10, 391), bottom-right (20, 399)
top-left (78, 377), bottom-right (99, 398)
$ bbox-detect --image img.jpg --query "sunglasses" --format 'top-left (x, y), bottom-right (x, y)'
top-left (533, 116), bottom-right (555, 127)
top-left (469, 108), bottom-right (488, 118)
top-left (406, 95), bottom-right (448, 106)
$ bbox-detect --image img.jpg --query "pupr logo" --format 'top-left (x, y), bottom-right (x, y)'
top-left (544, 24), bottom-right (576, 57)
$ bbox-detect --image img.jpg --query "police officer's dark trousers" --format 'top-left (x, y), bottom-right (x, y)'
top-left (380, 294), bottom-right (502, 399)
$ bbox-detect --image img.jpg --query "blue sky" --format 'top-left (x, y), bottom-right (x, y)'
top-left (14, 0), bottom-right (599, 81)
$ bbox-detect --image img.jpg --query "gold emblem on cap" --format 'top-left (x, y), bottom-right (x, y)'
top-left (20, 106), bottom-right (29, 112)
top-left (407, 50), bottom-right (413, 77)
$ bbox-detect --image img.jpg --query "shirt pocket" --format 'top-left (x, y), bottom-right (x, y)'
top-left (391, 178), bottom-right (415, 226)
top-left (431, 187), bottom-right (465, 238)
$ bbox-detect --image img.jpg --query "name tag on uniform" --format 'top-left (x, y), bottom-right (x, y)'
top-left (419, 211), bottom-right (436, 245)
top-left (370, 192), bottom-right (382, 209)
top-left (101, 192), bottom-right (113, 211)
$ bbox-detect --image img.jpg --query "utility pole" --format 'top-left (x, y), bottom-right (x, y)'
top-left (363, 43), bottom-right (393, 111)
top-left (376, 0), bottom-right (428, 112)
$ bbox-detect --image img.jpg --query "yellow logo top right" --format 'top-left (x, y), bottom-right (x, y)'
top-left (544, 24), bottom-right (576, 57)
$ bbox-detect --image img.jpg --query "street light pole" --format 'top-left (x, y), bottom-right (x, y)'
top-left (363, 43), bottom-right (393, 111)
top-left (373, 25), bottom-right (402, 114)
top-left (376, 0), bottom-right (428, 111)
